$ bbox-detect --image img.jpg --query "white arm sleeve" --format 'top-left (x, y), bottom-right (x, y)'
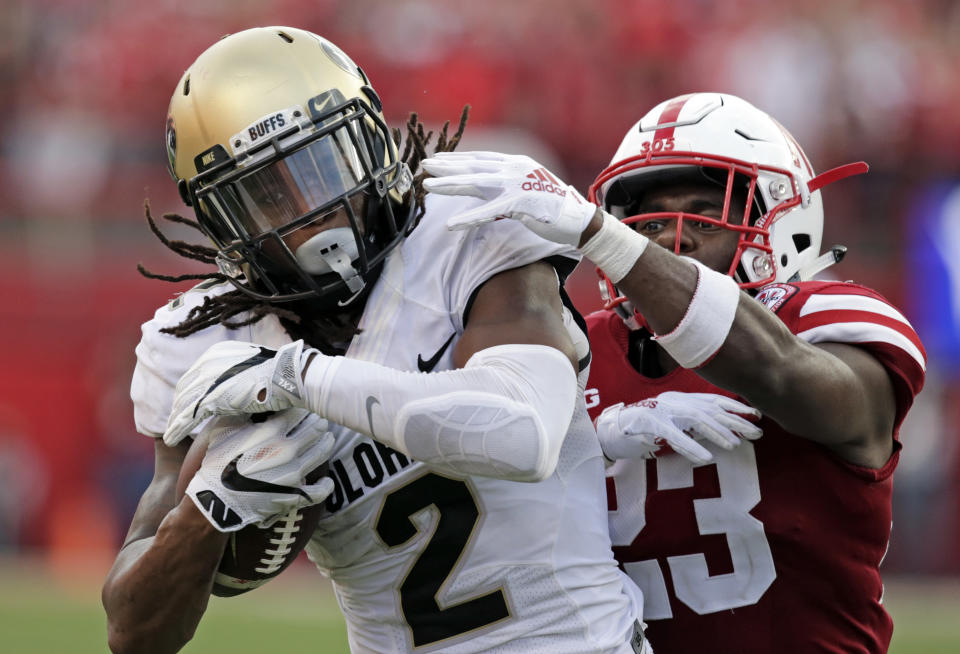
top-left (302, 343), bottom-right (577, 482)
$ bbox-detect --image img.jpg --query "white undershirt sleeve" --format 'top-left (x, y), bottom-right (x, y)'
top-left (301, 343), bottom-right (577, 482)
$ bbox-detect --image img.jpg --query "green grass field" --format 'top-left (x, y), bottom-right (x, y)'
top-left (1, 555), bottom-right (957, 653)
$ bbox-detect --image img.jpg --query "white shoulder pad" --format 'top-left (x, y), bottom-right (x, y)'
top-left (131, 282), bottom-right (233, 437)
top-left (130, 281), bottom-right (291, 437)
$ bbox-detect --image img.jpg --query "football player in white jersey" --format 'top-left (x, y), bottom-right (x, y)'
top-left (421, 94), bottom-right (926, 653)
top-left (101, 27), bottom-right (654, 654)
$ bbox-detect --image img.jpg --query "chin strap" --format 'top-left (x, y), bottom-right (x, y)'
top-left (799, 244), bottom-right (848, 280)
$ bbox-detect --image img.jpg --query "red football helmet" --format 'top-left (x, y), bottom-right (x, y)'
top-left (588, 93), bottom-right (867, 328)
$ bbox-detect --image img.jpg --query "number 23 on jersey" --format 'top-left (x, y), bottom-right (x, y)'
top-left (608, 443), bottom-right (776, 619)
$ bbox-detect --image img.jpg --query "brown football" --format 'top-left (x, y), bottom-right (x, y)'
top-left (176, 435), bottom-right (328, 597)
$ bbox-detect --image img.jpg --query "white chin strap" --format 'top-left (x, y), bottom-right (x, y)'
top-left (295, 227), bottom-right (363, 293)
top-left (796, 245), bottom-right (847, 281)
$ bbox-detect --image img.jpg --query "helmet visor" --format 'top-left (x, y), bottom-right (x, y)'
top-left (215, 126), bottom-right (367, 237)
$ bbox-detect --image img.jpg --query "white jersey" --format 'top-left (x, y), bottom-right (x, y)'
top-left (131, 193), bottom-right (644, 653)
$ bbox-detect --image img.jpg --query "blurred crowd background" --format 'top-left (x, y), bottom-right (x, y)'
top-left (1, 0), bottom-right (959, 582)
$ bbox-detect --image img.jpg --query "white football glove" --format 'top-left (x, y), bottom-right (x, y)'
top-left (165, 340), bottom-right (315, 446)
top-left (421, 151), bottom-right (597, 246)
top-left (595, 392), bottom-right (762, 466)
top-left (185, 409), bottom-right (335, 532)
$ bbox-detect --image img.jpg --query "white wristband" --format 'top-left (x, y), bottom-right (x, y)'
top-left (579, 211), bottom-right (649, 284)
top-left (652, 258), bottom-right (740, 368)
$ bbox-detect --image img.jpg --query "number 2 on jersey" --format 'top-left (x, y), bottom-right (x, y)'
top-left (609, 443), bottom-right (776, 618)
top-left (375, 473), bottom-right (510, 647)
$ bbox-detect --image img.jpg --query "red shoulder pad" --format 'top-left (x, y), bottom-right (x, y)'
top-left (770, 281), bottom-right (926, 427)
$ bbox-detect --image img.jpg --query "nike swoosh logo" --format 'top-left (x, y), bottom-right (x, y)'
top-left (194, 490), bottom-right (242, 530)
top-left (311, 94), bottom-right (335, 114)
top-left (193, 346), bottom-right (276, 418)
top-left (366, 396), bottom-right (381, 439)
top-left (417, 333), bottom-right (456, 372)
top-left (221, 454), bottom-right (311, 500)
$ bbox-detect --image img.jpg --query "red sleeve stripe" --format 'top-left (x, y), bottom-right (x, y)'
top-left (794, 309), bottom-right (920, 348)
top-left (797, 322), bottom-right (927, 372)
top-left (799, 293), bottom-right (911, 326)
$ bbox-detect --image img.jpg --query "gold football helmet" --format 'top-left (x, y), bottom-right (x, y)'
top-left (166, 26), bottom-right (412, 305)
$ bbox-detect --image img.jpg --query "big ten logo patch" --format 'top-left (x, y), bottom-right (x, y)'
top-left (754, 283), bottom-right (798, 313)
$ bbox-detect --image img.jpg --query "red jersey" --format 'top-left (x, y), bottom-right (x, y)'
top-left (585, 281), bottom-right (926, 654)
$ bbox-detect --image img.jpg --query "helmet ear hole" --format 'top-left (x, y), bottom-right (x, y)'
top-left (792, 233), bottom-right (811, 253)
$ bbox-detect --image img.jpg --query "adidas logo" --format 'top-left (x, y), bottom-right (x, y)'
top-left (521, 168), bottom-right (566, 197)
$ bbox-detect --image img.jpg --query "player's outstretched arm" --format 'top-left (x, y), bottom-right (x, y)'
top-left (102, 439), bottom-right (228, 654)
top-left (163, 262), bottom-right (579, 483)
top-left (425, 152), bottom-right (901, 469)
top-left (606, 240), bottom-right (899, 469)
top-left (542, 203), bottom-right (897, 468)
top-left (580, 215), bottom-right (899, 468)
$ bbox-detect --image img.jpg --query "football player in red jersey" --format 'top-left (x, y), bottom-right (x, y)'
top-left (422, 93), bottom-right (926, 654)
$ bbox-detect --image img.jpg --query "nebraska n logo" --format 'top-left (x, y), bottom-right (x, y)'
top-left (521, 167), bottom-right (566, 197)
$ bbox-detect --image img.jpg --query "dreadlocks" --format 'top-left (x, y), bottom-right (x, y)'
top-left (138, 106), bottom-right (470, 354)
top-left (395, 106), bottom-right (469, 222)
